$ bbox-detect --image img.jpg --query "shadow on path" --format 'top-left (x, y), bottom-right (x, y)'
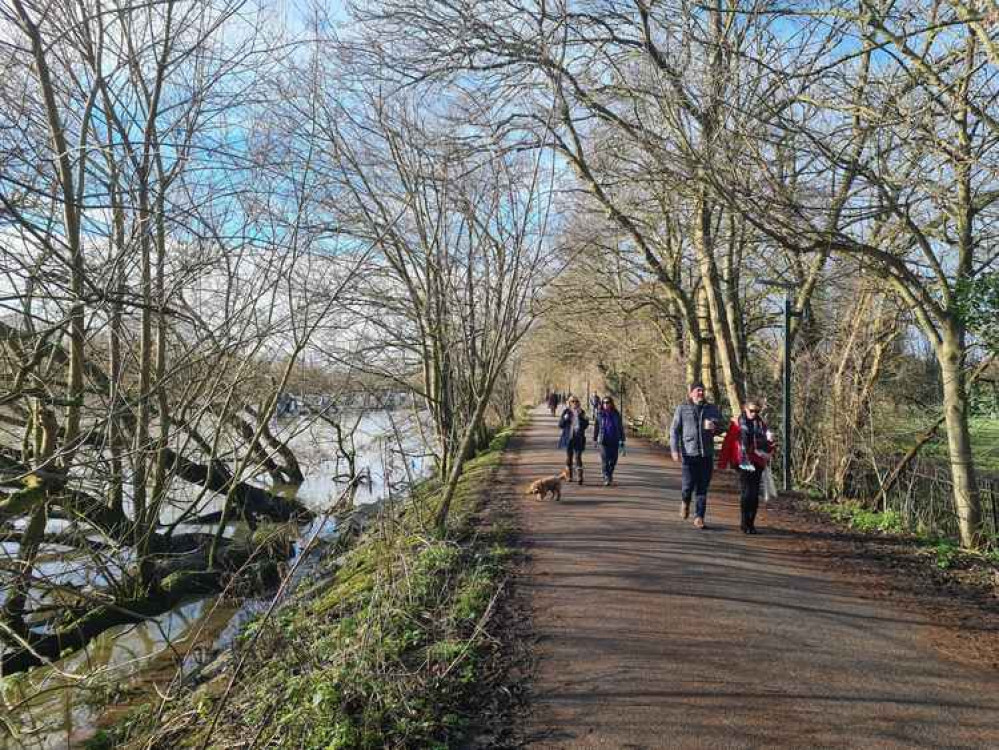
top-left (512, 407), bottom-right (999, 749)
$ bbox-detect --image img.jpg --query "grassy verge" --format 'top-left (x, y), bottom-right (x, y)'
top-left (635, 422), bottom-right (670, 447)
top-left (812, 499), bottom-right (999, 570)
top-left (97, 414), bottom-right (527, 750)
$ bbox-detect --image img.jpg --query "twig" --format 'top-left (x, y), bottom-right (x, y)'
top-left (440, 576), bottom-right (506, 680)
top-left (195, 477), bottom-right (361, 750)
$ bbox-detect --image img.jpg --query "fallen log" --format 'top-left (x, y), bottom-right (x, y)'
top-left (160, 447), bottom-right (312, 522)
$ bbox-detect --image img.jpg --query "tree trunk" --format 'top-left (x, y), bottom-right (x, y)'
top-left (696, 285), bottom-right (718, 402)
top-left (434, 367), bottom-right (500, 531)
top-left (938, 326), bottom-right (981, 547)
top-left (694, 196), bottom-right (744, 414)
top-left (0, 560), bottom-right (280, 676)
top-left (162, 447), bottom-right (311, 522)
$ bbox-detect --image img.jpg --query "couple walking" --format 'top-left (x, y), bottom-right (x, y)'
top-left (671, 382), bottom-right (775, 533)
top-left (558, 395), bottom-right (625, 487)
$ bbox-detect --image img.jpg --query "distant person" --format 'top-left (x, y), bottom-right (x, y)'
top-left (559, 395), bottom-right (589, 485)
top-left (670, 382), bottom-right (725, 529)
top-left (590, 392), bottom-right (601, 414)
top-left (593, 395), bottom-right (625, 486)
top-left (547, 392), bottom-right (558, 416)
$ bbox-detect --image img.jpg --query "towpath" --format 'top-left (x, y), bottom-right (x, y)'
top-left (508, 407), bottom-right (999, 749)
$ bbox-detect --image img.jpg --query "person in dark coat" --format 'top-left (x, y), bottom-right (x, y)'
top-left (735, 399), bottom-right (775, 534)
top-left (593, 395), bottom-right (625, 486)
top-left (670, 382), bottom-right (725, 529)
top-left (558, 395), bottom-right (589, 485)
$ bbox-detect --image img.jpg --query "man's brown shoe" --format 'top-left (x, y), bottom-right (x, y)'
top-left (680, 500), bottom-right (690, 519)
top-left (693, 517), bottom-right (705, 529)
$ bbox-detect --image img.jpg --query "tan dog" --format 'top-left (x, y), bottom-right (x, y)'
top-left (526, 468), bottom-right (570, 502)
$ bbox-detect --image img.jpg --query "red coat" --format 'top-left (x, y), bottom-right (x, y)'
top-left (717, 419), bottom-right (741, 470)
top-left (718, 416), bottom-right (774, 470)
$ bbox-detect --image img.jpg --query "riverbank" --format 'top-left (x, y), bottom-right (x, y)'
top-left (94, 415), bottom-right (525, 749)
top-left (0, 410), bottom-right (432, 749)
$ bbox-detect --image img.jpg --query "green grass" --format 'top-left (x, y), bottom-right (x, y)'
top-left (635, 422), bottom-right (670, 447)
top-left (815, 499), bottom-right (999, 569)
top-left (885, 416), bottom-right (999, 473)
top-left (968, 418), bottom-right (999, 472)
top-left (922, 417), bottom-right (999, 472)
top-left (819, 500), bottom-right (906, 535)
top-left (109, 413), bottom-right (528, 750)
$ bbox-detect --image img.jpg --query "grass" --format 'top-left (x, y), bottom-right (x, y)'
top-left (814, 499), bottom-right (999, 570)
top-left (635, 422), bottom-right (671, 447)
top-left (967, 418), bottom-right (999, 472)
top-left (105, 412), bottom-right (528, 750)
top-left (885, 416), bottom-right (999, 473)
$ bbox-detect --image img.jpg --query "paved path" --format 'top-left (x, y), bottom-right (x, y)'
top-left (511, 408), bottom-right (999, 749)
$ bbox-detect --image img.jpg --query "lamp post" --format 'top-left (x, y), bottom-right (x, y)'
top-left (760, 279), bottom-right (801, 492)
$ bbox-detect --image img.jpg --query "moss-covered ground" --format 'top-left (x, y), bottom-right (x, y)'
top-left (96, 416), bottom-right (525, 750)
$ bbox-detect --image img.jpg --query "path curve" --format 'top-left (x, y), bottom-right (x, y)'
top-left (511, 407), bottom-right (999, 749)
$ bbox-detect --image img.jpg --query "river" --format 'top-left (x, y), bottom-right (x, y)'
top-left (0, 409), bottom-right (431, 750)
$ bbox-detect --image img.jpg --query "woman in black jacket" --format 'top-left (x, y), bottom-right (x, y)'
top-left (558, 395), bottom-right (589, 484)
top-left (736, 400), bottom-right (775, 534)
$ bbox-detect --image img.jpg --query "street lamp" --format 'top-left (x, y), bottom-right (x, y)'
top-left (760, 279), bottom-right (802, 492)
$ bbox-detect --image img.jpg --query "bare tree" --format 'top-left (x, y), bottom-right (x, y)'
top-left (0, 0), bottom-right (366, 679)
top-left (715, 0), bottom-right (999, 546)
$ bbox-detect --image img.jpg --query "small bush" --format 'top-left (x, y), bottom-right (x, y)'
top-left (930, 539), bottom-right (960, 569)
top-left (821, 501), bottom-right (905, 535)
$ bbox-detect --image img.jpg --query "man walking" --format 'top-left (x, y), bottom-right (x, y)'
top-left (670, 382), bottom-right (725, 529)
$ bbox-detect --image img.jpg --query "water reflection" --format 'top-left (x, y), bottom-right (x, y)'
top-left (0, 409), bottom-right (431, 749)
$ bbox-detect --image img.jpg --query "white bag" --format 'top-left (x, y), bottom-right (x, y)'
top-left (762, 466), bottom-right (778, 501)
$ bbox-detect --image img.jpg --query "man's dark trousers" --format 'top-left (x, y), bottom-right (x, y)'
top-left (682, 456), bottom-right (713, 519)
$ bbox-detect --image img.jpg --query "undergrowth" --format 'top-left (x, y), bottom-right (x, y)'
top-left (815, 499), bottom-right (999, 570)
top-left (106, 415), bottom-right (525, 750)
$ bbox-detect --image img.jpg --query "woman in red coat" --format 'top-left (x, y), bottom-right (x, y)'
top-left (719, 399), bottom-right (775, 534)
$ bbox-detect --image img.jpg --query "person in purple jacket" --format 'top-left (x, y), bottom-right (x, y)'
top-left (593, 396), bottom-right (625, 486)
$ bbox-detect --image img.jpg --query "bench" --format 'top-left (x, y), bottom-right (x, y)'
top-left (626, 415), bottom-right (647, 433)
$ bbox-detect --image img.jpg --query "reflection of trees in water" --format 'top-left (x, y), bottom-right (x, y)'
top-left (3, 410), bottom-right (427, 746)
top-left (2, 599), bottom-right (215, 748)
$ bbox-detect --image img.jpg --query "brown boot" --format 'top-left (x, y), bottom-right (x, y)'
top-left (578, 466), bottom-right (584, 485)
top-left (566, 465), bottom-right (573, 481)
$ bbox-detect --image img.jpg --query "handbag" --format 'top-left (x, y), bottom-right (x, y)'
top-left (762, 466), bottom-right (778, 501)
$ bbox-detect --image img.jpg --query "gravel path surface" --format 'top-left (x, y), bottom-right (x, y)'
top-left (512, 408), bottom-right (999, 749)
